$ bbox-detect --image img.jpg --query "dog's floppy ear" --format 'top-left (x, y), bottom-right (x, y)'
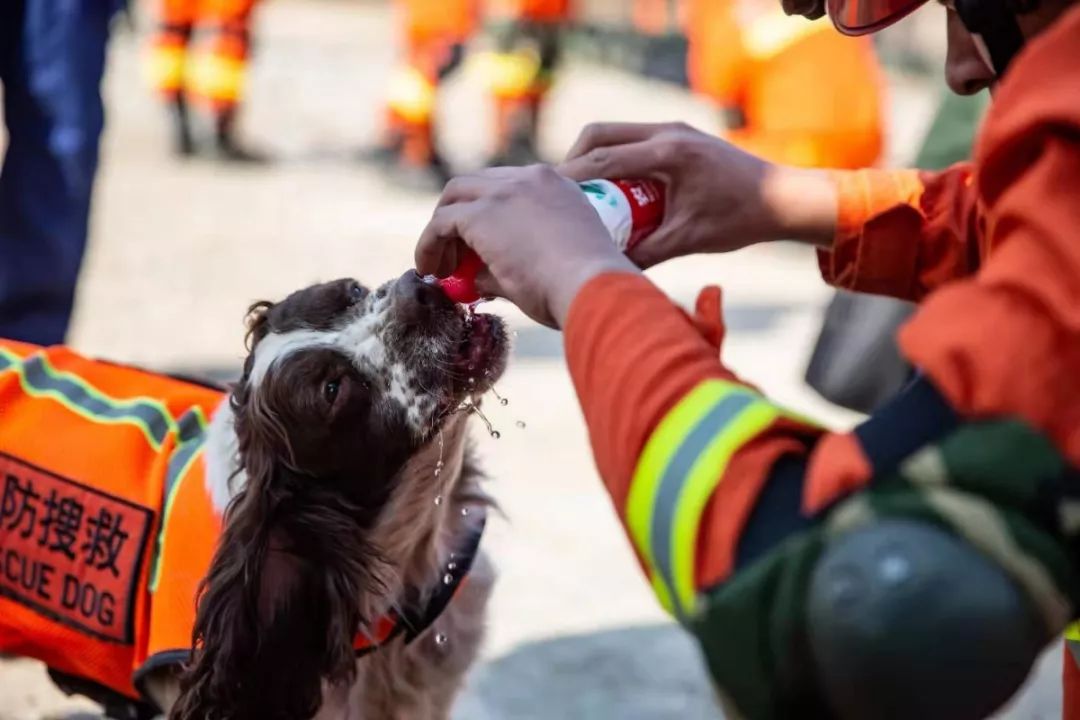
top-left (244, 300), bottom-right (275, 352)
top-left (171, 390), bottom-right (380, 720)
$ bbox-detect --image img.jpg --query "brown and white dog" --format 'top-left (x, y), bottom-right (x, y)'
top-left (157, 271), bottom-right (509, 720)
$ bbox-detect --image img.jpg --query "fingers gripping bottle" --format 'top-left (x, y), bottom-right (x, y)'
top-left (438, 179), bottom-right (665, 304)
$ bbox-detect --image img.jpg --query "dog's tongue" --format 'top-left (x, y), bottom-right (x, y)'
top-left (438, 249), bottom-right (486, 304)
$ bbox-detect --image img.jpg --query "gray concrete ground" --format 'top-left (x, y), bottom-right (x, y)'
top-left (0, 1), bottom-right (1063, 718)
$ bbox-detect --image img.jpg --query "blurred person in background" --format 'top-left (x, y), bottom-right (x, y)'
top-left (146, 0), bottom-right (266, 161)
top-left (478, 0), bottom-right (572, 166)
top-left (685, 0), bottom-right (884, 168)
top-left (373, 0), bottom-right (570, 189)
top-left (0, 0), bottom-right (124, 346)
top-left (371, 0), bottom-right (478, 189)
top-left (416, 0), bottom-right (1080, 716)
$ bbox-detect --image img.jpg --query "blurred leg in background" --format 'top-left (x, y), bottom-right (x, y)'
top-left (482, 0), bottom-right (570, 167)
top-left (374, 0), bottom-right (477, 190)
top-left (147, 0), bottom-right (197, 156)
top-left (0, 0), bottom-right (121, 346)
top-left (147, 0), bottom-right (265, 162)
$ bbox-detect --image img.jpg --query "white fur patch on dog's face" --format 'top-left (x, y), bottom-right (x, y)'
top-left (247, 288), bottom-right (434, 433)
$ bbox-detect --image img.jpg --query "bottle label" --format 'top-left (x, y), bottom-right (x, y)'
top-left (613, 179), bottom-right (664, 249)
top-left (580, 179), bottom-right (634, 250)
top-left (579, 179), bottom-right (664, 251)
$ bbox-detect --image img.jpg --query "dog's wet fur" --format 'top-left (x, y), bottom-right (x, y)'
top-left (163, 272), bottom-right (508, 720)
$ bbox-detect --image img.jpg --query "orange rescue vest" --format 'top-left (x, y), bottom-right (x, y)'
top-left (0, 340), bottom-right (487, 708)
top-left (0, 340), bottom-right (224, 702)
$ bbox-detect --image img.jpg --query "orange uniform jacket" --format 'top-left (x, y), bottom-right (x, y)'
top-left (0, 341), bottom-right (225, 701)
top-left (397, 0), bottom-right (479, 49)
top-left (686, 0), bottom-right (884, 168)
top-left (564, 1), bottom-right (1079, 612)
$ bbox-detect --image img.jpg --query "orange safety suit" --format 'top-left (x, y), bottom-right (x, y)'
top-left (148, 0), bottom-right (259, 113)
top-left (382, 0), bottom-right (479, 167)
top-left (561, 5), bottom-right (1079, 716)
top-left (480, 0), bottom-right (572, 164)
top-left (685, 0), bottom-right (884, 168)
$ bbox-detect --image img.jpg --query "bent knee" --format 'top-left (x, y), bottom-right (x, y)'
top-left (807, 519), bottom-right (1049, 720)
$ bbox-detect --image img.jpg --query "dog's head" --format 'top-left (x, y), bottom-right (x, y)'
top-left (171, 272), bottom-right (508, 720)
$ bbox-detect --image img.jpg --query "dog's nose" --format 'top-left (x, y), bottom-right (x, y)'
top-left (392, 270), bottom-right (447, 322)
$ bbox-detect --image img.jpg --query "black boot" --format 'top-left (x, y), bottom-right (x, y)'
top-left (213, 108), bottom-right (269, 164)
top-left (387, 151), bottom-right (454, 193)
top-left (169, 94), bottom-right (196, 158)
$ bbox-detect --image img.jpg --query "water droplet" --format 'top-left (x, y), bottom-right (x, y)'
top-left (435, 632), bottom-right (448, 646)
top-left (434, 495), bottom-right (443, 506)
top-left (490, 430), bottom-right (501, 439)
top-left (499, 398), bottom-right (509, 406)
top-left (467, 363), bottom-right (475, 371)
top-left (469, 403), bottom-right (497, 436)
top-left (460, 507), bottom-right (470, 517)
top-left (436, 459), bottom-right (444, 468)
top-left (447, 561), bottom-right (457, 571)
top-left (434, 467), bottom-right (441, 477)
top-left (449, 551), bottom-right (457, 560)
top-left (516, 420), bottom-right (526, 429)
top-left (468, 377), bottom-right (475, 385)
top-left (443, 573), bottom-right (453, 585)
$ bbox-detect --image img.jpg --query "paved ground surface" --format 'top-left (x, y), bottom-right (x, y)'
top-left (0, 1), bottom-right (1063, 718)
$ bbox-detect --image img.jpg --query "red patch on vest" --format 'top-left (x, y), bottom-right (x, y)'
top-left (0, 452), bottom-right (153, 644)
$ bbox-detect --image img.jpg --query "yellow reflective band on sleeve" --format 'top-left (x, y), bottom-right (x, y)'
top-left (668, 401), bottom-right (779, 614)
top-left (627, 381), bottom-right (736, 572)
top-left (627, 380), bottom-right (756, 616)
top-left (628, 379), bottom-right (815, 619)
top-left (1066, 620), bottom-right (1080, 642)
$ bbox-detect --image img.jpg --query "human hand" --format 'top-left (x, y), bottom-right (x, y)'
top-left (560, 122), bottom-right (838, 268)
top-left (415, 165), bottom-right (639, 328)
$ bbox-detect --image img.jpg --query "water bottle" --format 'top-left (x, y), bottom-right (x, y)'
top-left (438, 178), bottom-right (666, 304)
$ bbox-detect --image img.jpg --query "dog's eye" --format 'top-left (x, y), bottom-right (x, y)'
top-left (323, 379), bottom-right (340, 404)
top-left (349, 283), bottom-right (367, 305)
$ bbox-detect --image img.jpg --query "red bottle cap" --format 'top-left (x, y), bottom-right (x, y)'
top-left (438, 249), bottom-right (485, 304)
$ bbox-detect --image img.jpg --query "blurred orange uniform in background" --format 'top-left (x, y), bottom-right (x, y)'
top-left (379, 0), bottom-right (571, 186)
top-left (482, 0), bottom-right (572, 165)
top-left (146, 0), bottom-right (263, 160)
top-left (685, 0), bottom-right (884, 168)
top-left (377, 0), bottom-right (480, 187)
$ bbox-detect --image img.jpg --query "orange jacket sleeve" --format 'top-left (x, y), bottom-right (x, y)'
top-left (899, 9), bottom-right (1080, 468)
top-left (817, 164), bottom-right (983, 301)
top-left (564, 274), bottom-right (865, 601)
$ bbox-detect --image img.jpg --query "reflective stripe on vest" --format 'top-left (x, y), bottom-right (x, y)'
top-left (628, 380), bottom-right (792, 619)
top-left (148, 407), bottom-right (210, 593)
top-left (0, 348), bottom-right (178, 451)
